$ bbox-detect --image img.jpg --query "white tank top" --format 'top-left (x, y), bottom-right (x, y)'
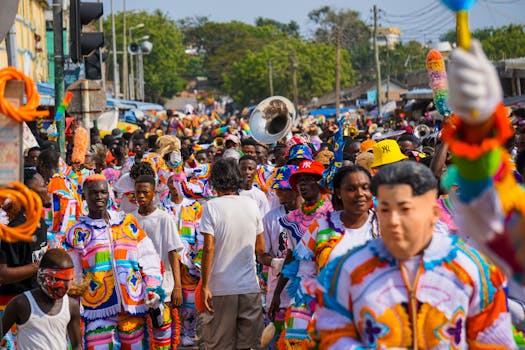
top-left (17, 291), bottom-right (70, 350)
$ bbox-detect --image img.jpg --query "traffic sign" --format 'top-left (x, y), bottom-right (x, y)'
top-left (66, 79), bottom-right (106, 120)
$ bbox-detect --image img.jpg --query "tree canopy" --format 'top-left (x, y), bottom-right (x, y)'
top-left (440, 24), bottom-right (525, 60)
top-left (103, 10), bottom-right (188, 103)
top-left (223, 38), bottom-right (355, 106)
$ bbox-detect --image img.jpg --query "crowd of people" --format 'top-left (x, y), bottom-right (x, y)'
top-left (0, 40), bottom-right (524, 350)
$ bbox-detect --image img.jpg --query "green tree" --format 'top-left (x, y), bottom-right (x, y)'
top-left (440, 24), bottom-right (525, 60)
top-left (308, 6), bottom-right (373, 82)
top-left (255, 18), bottom-right (300, 37)
top-left (223, 38), bottom-right (355, 107)
top-left (103, 10), bottom-right (188, 102)
top-left (178, 20), bottom-right (290, 92)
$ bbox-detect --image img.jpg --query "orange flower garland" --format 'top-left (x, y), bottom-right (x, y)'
top-left (441, 103), bottom-right (513, 161)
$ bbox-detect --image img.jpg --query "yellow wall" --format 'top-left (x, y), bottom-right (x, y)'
top-left (0, 0), bottom-right (49, 82)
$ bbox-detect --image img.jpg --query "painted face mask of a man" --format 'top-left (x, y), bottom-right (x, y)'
top-left (37, 267), bottom-right (74, 300)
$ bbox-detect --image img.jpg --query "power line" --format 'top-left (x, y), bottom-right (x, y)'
top-left (381, 1), bottom-right (440, 18)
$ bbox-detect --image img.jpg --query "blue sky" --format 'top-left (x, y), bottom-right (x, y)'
top-left (100, 0), bottom-right (525, 42)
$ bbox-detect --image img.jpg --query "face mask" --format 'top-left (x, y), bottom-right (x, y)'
top-left (37, 267), bottom-right (74, 300)
top-left (167, 150), bottom-right (182, 169)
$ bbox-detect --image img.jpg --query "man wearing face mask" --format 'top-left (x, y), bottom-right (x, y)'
top-left (1, 248), bottom-right (81, 350)
top-left (316, 162), bottom-right (514, 348)
top-left (0, 169), bottom-right (51, 349)
top-left (65, 174), bottom-right (165, 348)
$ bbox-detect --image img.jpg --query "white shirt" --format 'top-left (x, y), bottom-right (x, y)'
top-left (240, 185), bottom-right (270, 218)
top-left (263, 205), bottom-right (291, 308)
top-left (132, 208), bottom-right (184, 299)
top-left (200, 195), bottom-right (263, 296)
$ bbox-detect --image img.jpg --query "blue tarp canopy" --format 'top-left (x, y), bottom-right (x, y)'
top-left (37, 82), bottom-right (55, 106)
top-left (107, 99), bottom-right (163, 111)
top-left (308, 107), bottom-right (356, 117)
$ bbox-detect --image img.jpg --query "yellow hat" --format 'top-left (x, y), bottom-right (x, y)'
top-left (370, 139), bottom-right (408, 168)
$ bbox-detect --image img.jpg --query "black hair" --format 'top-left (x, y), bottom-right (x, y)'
top-left (102, 135), bottom-right (115, 147)
top-left (241, 138), bottom-right (258, 147)
top-left (24, 168), bottom-right (39, 186)
top-left (516, 149), bottom-right (525, 176)
top-left (129, 161), bottom-right (156, 181)
top-left (122, 132), bottom-right (132, 141)
top-left (209, 157), bottom-right (242, 193)
top-left (148, 135), bottom-right (158, 150)
top-left (134, 175), bottom-right (156, 188)
top-left (132, 132), bottom-right (146, 142)
top-left (333, 165), bottom-right (372, 190)
top-left (371, 161), bottom-right (437, 197)
top-left (398, 134), bottom-right (420, 147)
top-left (40, 248), bottom-right (73, 269)
top-left (27, 146), bottom-right (41, 154)
top-left (239, 155), bottom-right (257, 164)
top-left (37, 148), bottom-right (60, 169)
top-left (40, 140), bottom-right (60, 152)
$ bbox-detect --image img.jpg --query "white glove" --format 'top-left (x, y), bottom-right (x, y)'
top-left (271, 258), bottom-right (285, 273)
top-left (448, 39), bottom-right (502, 124)
top-left (145, 291), bottom-right (161, 309)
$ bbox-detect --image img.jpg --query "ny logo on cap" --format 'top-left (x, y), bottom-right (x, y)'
top-left (302, 161), bottom-right (312, 168)
top-left (381, 145), bottom-right (391, 153)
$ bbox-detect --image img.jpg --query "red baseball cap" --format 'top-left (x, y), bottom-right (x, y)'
top-left (288, 160), bottom-right (325, 192)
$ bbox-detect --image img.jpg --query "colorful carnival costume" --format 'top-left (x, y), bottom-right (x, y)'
top-left (48, 173), bottom-right (82, 246)
top-left (278, 177), bottom-right (333, 349)
top-left (65, 211), bottom-right (167, 349)
top-left (161, 196), bottom-right (203, 343)
top-left (316, 233), bottom-right (516, 349)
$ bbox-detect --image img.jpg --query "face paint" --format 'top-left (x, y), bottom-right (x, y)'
top-left (37, 267), bottom-right (74, 300)
top-left (167, 150), bottom-right (182, 168)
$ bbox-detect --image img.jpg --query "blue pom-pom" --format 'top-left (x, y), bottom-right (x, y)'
top-left (441, 0), bottom-right (476, 11)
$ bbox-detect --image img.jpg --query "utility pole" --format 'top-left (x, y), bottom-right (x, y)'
top-left (53, 0), bottom-right (66, 157)
top-left (122, 0), bottom-right (128, 99)
top-left (373, 5), bottom-right (383, 114)
top-left (268, 59), bottom-right (274, 96)
top-left (335, 25), bottom-right (341, 120)
top-left (290, 53), bottom-right (299, 108)
top-left (111, 0), bottom-right (119, 98)
top-left (97, 0), bottom-right (106, 94)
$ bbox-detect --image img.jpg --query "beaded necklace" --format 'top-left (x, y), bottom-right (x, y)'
top-left (301, 194), bottom-right (326, 215)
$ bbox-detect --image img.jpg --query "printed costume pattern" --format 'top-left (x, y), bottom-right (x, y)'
top-left (316, 233), bottom-right (516, 349)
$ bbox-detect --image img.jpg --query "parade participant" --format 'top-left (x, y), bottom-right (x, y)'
top-left (316, 161), bottom-right (515, 348)
top-left (0, 169), bottom-right (50, 349)
top-left (258, 165), bottom-right (299, 349)
top-left (1, 249), bottom-right (81, 350)
top-left (200, 158), bottom-right (265, 349)
top-left (241, 138), bottom-right (258, 157)
top-left (161, 173), bottom-right (203, 346)
top-left (270, 159), bottom-right (333, 349)
top-left (239, 155), bottom-right (270, 217)
top-left (38, 149), bottom-right (82, 246)
top-left (114, 161), bottom-right (156, 214)
top-left (297, 165), bottom-right (379, 272)
top-left (65, 174), bottom-right (165, 348)
top-left (24, 146), bottom-right (41, 170)
top-left (133, 175), bottom-right (185, 348)
top-left (224, 134), bottom-right (241, 150)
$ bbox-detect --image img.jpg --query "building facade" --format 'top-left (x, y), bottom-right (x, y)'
top-left (0, 0), bottom-right (49, 82)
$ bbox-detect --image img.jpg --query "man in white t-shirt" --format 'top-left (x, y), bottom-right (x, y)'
top-left (238, 155), bottom-right (270, 218)
top-left (132, 175), bottom-right (185, 347)
top-left (200, 157), bottom-right (265, 349)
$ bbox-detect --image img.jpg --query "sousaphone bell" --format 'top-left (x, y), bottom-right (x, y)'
top-left (249, 96), bottom-right (295, 144)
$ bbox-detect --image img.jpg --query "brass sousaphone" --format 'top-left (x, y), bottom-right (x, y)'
top-left (249, 96), bottom-right (295, 144)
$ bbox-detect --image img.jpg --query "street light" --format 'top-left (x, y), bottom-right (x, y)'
top-left (128, 23), bottom-right (144, 100)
